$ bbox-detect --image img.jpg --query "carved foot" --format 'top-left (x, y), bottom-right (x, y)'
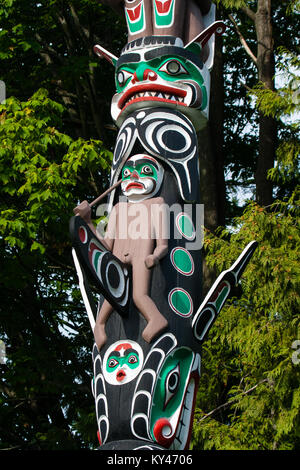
top-left (142, 315), bottom-right (168, 343)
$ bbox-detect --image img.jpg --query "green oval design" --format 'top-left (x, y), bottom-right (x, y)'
top-left (171, 248), bottom-right (194, 276)
top-left (177, 213), bottom-right (195, 240)
top-left (169, 288), bottom-right (193, 317)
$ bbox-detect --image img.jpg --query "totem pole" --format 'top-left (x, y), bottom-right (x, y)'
top-left (70, 1), bottom-right (257, 450)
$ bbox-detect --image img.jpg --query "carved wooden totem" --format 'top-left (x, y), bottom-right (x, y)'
top-left (70, 1), bottom-right (257, 450)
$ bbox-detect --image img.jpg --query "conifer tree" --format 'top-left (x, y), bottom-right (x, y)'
top-left (192, 3), bottom-right (299, 449)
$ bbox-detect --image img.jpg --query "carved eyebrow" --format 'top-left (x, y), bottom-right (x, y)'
top-left (123, 160), bottom-right (158, 170)
top-left (144, 46), bottom-right (203, 70)
top-left (116, 53), bottom-right (141, 68)
top-left (124, 348), bottom-right (138, 357)
top-left (137, 160), bottom-right (158, 170)
top-left (108, 351), bottom-right (120, 359)
top-left (123, 162), bottom-right (134, 170)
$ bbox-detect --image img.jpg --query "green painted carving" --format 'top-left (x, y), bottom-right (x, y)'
top-left (115, 55), bottom-right (207, 112)
top-left (153, 0), bottom-right (176, 28)
top-left (171, 247), bottom-right (194, 276)
top-left (168, 288), bottom-right (193, 317)
top-left (149, 347), bottom-right (196, 447)
top-left (125, 2), bottom-right (146, 35)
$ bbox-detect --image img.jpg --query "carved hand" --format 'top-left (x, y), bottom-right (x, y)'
top-left (145, 254), bottom-right (159, 269)
top-left (73, 200), bottom-right (91, 223)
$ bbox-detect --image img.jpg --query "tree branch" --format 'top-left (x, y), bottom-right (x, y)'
top-left (68, 2), bottom-right (90, 41)
top-left (228, 14), bottom-right (258, 66)
top-left (197, 378), bottom-right (268, 423)
top-left (241, 6), bottom-right (256, 22)
top-left (35, 33), bottom-right (64, 64)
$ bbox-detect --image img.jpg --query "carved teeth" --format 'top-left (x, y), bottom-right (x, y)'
top-left (124, 90), bottom-right (184, 107)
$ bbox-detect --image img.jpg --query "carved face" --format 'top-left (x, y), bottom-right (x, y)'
top-left (121, 154), bottom-right (164, 202)
top-left (149, 347), bottom-right (200, 449)
top-left (103, 340), bottom-right (144, 385)
top-left (112, 42), bottom-right (209, 127)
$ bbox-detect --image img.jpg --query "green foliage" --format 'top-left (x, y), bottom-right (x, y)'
top-left (215, 0), bottom-right (249, 9)
top-left (0, 88), bottom-right (112, 253)
top-left (0, 88), bottom-right (111, 450)
top-left (192, 198), bottom-right (300, 449)
top-left (0, 0), bottom-right (127, 141)
top-left (192, 4), bottom-right (300, 447)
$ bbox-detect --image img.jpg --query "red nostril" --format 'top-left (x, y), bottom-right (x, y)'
top-left (131, 71), bottom-right (138, 84)
top-left (143, 69), bottom-right (157, 81)
top-left (153, 418), bottom-right (173, 447)
top-left (131, 69), bottom-right (157, 84)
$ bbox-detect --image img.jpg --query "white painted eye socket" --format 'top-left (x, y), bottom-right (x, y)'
top-left (123, 168), bottom-right (131, 178)
top-left (164, 363), bottom-right (180, 408)
top-left (108, 358), bottom-right (119, 368)
top-left (141, 165), bottom-right (153, 175)
top-left (128, 355), bottom-right (138, 364)
top-left (117, 69), bottom-right (134, 86)
top-left (159, 60), bottom-right (188, 76)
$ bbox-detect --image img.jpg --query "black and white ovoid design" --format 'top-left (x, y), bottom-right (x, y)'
top-left (109, 108), bottom-right (200, 203)
top-left (69, 215), bottom-right (131, 317)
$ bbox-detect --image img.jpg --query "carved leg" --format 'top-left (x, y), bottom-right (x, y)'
top-left (132, 261), bottom-right (168, 343)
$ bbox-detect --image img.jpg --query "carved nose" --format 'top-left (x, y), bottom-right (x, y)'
top-left (131, 170), bottom-right (139, 179)
top-left (153, 418), bottom-right (173, 447)
top-left (131, 68), bottom-right (158, 84)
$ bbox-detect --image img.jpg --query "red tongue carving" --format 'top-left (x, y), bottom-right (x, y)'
top-left (116, 369), bottom-right (126, 382)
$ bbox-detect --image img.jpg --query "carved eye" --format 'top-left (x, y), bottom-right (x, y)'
top-left (159, 60), bottom-right (188, 76)
top-left (108, 358), bottom-right (119, 368)
top-left (128, 355), bottom-right (138, 364)
top-left (141, 165), bottom-right (153, 175)
top-left (164, 363), bottom-right (180, 409)
top-left (117, 69), bottom-right (134, 87)
top-left (122, 168), bottom-right (131, 178)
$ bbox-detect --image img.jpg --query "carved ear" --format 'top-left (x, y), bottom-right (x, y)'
top-left (93, 44), bottom-right (118, 66)
top-left (184, 1), bottom-right (226, 71)
top-left (184, 21), bottom-right (226, 51)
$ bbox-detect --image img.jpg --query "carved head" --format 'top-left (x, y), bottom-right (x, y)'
top-left (121, 154), bottom-right (164, 202)
top-left (94, 36), bottom-right (210, 130)
top-left (113, 37), bottom-right (209, 129)
top-left (103, 340), bottom-right (144, 385)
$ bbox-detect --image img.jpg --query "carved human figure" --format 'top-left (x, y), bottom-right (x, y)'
top-left (75, 154), bottom-right (169, 350)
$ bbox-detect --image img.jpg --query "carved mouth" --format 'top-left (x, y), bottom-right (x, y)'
top-left (170, 377), bottom-right (196, 450)
top-left (116, 369), bottom-right (126, 382)
top-left (126, 182), bottom-right (144, 191)
top-left (118, 84), bottom-right (187, 111)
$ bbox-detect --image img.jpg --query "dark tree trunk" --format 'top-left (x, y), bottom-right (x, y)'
top-left (199, 26), bottom-right (226, 296)
top-left (209, 31), bottom-right (226, 228)
top-left (255, 0), bottom-right (276, 206)
top-left (199, 29), bottom-right (225, 232)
